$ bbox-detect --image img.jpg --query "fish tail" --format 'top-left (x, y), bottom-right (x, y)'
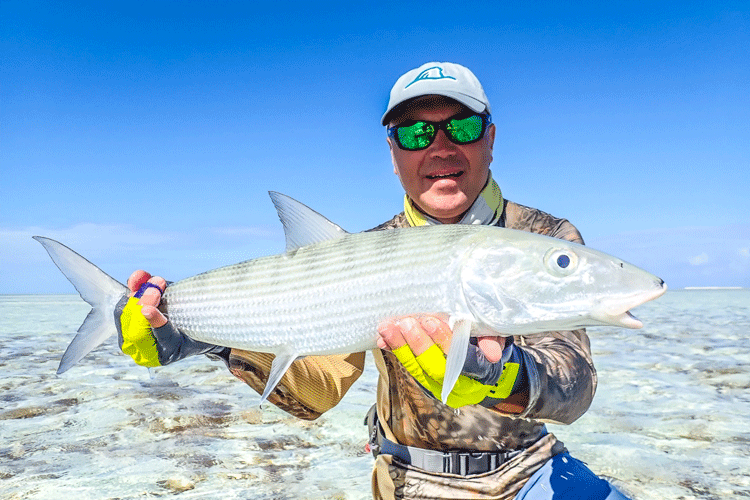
top-left (33, 237), bottom-right (129, 374)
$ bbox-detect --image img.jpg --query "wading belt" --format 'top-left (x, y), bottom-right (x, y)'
top-left (364, 405), bottom-right (524, 476)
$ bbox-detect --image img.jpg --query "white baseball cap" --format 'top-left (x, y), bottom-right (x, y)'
top-left (382, 62), bottom-right (491, 125)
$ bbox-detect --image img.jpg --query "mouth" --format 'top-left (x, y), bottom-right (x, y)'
top-left (609, 311), bottom-right (645, 329)
top-left (599, 280), bottom-right (668, 329)
top-left (426, 170), bottom-right (464, 180)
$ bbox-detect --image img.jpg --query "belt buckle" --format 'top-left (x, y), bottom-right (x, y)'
top-left (445, 451), bottom-right (503, 476)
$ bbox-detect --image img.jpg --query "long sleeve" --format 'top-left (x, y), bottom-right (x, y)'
top-left (513, 329), bottom-right (597, 424)
top-left (228, 350), bottom-right (366, 420)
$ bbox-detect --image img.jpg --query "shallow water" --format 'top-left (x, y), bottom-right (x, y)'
top-left (1, 290), bottom-right (748, 499)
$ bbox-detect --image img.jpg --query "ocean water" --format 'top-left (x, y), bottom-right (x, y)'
top-left (1, 290), bottom-right (748, 499)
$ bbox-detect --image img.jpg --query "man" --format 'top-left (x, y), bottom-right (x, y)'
top-left (119, 62), bottom-right (629, 499)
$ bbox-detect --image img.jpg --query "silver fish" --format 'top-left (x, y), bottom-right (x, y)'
top-left (35, 192), bottom-right (666, 404)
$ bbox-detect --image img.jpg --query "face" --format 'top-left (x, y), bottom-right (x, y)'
top-left (388, 96), bottom-right (495, 224)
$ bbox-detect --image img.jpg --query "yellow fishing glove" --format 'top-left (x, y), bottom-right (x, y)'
top-left (391, 341), bottom-right (522, 409)
top-left (115, 283), bottom-right (227, 367)
top-left (117, 295), bottom-right (162, 367)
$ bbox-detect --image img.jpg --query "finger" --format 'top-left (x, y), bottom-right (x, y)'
top-left (397, 317), bottom-right (435, 357)
top-left (419, 316), bottom-right (452, 353)
top-left (135, 278), bottom-right (165, 307)
top-left (149, 276), bottom-right (167, 292)
top-left (134, 278), bottom-right (168, 329)
top-left (377, 319), bottom-right (407, 350)
top-left (141, 305), bottom-right (168, 329)
top-left (415, 344), bottom-right (454, 386)
top-left (477, 336), bottom-right (507, 363)
top-left (127, 270), bottom-right (152, 294)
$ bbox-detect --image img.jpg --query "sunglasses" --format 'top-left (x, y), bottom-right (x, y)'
top-left (387, 113), bottom-right (492, 151)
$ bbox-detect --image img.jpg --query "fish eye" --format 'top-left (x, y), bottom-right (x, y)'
top-left (544, 248), bottom-right (579, 277)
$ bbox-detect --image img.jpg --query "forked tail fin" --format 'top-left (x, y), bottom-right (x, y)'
top-left (33, 237), bottom-right (129, 374)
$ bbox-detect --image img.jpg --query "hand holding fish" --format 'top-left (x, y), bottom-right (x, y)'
top-left (126, 271), bottom-right (168, 328)
top-left (115, 270), bottom-right (225, 367)
top-left (377, 316), bottom-right (526, 410)
top-left (376, 316), bottom-right (506, 361)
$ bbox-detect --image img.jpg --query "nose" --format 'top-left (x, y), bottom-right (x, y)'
top-left (428, 129), bottom-right (457, 156)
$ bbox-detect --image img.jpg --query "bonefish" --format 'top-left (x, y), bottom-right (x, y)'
top-left (35, 192), bottom-right (666, 404)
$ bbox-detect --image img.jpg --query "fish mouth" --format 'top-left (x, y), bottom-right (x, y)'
top-left (609, 310), bottom-right (645, 329)
top-left (596, 280), bottom-right (668, 329)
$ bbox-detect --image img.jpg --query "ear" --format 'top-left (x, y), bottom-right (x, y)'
top-left (485, 123), bottom-right (496, 164)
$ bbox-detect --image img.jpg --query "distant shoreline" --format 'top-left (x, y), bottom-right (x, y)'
top-left (683, 286), bottom-right (745, 290)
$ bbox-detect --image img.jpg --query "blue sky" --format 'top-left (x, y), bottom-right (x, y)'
top-left (2, 1), bottom-right (748, 293)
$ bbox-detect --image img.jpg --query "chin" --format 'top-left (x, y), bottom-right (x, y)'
top-left (420, 194), bottom-right (470, 221)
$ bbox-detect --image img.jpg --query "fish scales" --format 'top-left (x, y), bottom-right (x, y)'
top-left (161, 226), bottom-right (468, 354)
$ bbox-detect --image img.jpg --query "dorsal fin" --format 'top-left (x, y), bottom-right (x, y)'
top-left (268, 192), bottom-right (349, 252)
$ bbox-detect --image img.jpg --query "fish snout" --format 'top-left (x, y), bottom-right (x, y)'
top-left (594, 276), bottom-right (667, 329)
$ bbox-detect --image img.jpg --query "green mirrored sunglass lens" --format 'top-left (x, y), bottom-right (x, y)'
top-left (447, 116), bottom-right (483, 143)
top-left (398, 122), bottom-right (435, 149)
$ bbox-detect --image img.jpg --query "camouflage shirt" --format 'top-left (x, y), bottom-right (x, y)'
top-left (227, 199), bottom-right (597, 496)
top-left (366, 200), bottom-right (595, 450)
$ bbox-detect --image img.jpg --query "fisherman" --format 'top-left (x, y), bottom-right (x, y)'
top-left (118, 62), bottom-right (630, 499)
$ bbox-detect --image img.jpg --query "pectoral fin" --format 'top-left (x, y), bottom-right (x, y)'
top-left (260, 349), bottom-right (299, 405)
top-left (441, 317), bottom-right (472, 403)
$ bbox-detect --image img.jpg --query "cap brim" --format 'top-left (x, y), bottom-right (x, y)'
top-left (382, 91), bottom-right (488, 125)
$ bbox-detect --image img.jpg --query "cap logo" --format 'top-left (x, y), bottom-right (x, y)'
top-left (404, 66), bottom-right (456, 89)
